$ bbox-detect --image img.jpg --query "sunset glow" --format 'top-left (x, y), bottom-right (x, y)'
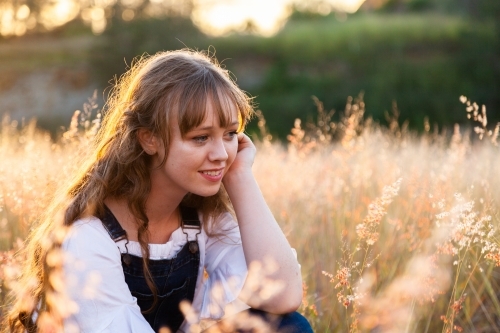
top-left (39, 0), bottom-right (80, 29)
top-left (337, 0), bottom-right (367, 13)
top-left (192, 0), bottom-right (292, 36)
top-left (0, 0), bottom-right (367, 37)
top-left (193, 0), bottom-right (367, 36)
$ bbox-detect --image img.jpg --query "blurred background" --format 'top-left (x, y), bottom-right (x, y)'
top-left (0, 0), bottom-right (498, 139)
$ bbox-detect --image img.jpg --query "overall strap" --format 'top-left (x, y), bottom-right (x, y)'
top-left (101, 205), bottom-right (200, 242)
top-left (179, 205), bottom-right (201, 254)
top-left (101, 205), bottom-right (127, 242)
top-left (101, 205), bottom-right (200, 241)
top-left (179, 205), bottom-right (201, 229)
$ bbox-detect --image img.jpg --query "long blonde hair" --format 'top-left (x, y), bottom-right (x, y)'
top-left (5, 49), bottom-right (254, 332)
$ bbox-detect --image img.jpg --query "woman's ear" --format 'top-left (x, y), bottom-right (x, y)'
top-left (137, 128), bottom-right (160, 155)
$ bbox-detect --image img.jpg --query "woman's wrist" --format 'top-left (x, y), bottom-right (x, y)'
top-left (223, 169), bottom-right (254, 191)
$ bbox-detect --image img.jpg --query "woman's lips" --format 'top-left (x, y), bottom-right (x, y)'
top-left (199, 169), bottom-right (224, 182)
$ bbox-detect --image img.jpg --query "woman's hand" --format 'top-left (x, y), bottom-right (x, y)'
top-left (224, 133), bottom-right (256, 183)
top-left (221, 133), bottom-right (303, 314)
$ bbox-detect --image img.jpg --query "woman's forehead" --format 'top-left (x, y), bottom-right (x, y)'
top-left (206, 93), bottom-right (238, 118)
top-left (175, 90), bottom-right (240, 134)
top-left (201, 100), bottom-right (238, 125)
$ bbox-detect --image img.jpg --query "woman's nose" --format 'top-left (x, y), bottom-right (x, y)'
top-left (208, 138), bottom-right (228, 162)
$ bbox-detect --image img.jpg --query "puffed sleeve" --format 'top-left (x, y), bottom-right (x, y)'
top-left (62, 218), bottom-right (154, 333)
top-left (198, 213), bottom-right (249, 320)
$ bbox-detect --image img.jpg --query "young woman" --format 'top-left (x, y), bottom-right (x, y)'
top-left (5, 50), bottom-right (313, 333)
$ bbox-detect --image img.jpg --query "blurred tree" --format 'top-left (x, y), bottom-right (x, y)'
top-left (90, 15), bottom-right (204, 85)
top-left (477, 0), bottom-right (500, 113)
top-left (372, 0), bottom-right (500, 17)
top-left (0, 0), bottom-right (195, 37)
top-left (361, 0), bottom-right (390, 10)
top-left (374, 0), bottom-right (500, 121)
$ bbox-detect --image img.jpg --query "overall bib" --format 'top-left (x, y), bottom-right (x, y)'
top-left (101, 205), bottom-right (201, 333)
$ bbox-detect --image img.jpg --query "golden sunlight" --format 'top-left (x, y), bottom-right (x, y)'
top-left (0, 0), bottom-right (367, 37)
top-left (192, 0), bottom-right (292, 36)
top-left (192, 0), bottom-right (367, 36)
top-left (39, 0), bottom-right (80, 29)
top-left (336, 0), bottom-right (366, 13)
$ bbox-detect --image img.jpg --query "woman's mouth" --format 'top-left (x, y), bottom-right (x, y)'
top-left (199, 169), bottom-right (224, 182)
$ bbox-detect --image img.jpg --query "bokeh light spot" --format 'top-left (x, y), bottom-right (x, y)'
top-left (122, 9), bottom-right (135, 21)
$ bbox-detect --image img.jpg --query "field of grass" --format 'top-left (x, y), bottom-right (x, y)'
top-left (1, 95), bottom-right (500, 332)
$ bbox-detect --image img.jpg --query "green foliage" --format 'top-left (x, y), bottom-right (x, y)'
top-left (286, 7), bottom-right (335, 22)
top-left (379, 0), bottom-right (460, 14)
top-left (90, 16), bottom-right (205, 85)
top-left (89, 12), bottom-right (498, 139)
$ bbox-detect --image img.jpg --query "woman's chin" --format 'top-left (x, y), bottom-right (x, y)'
top-left (192, 186), bottom-right (221, 198)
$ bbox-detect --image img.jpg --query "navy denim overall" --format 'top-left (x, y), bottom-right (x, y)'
top-left (101, 206), bottom-right (315, 333)
top-left (101, 205), bottom-right (200, 333)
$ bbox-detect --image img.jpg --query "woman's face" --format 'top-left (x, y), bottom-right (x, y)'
top-left (149, 99), bottom-right (240, 199)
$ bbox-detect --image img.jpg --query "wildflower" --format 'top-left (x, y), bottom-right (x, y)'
top-left (356, 179), bottom-right (401, 245)
top-left (334, 267), bottom-right (351, 289)
top-left (451, 294), bottom-right (466, 313)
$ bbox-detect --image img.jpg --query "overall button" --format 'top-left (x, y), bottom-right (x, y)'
top-left (122, 253), bottom-right (132, 266)
top-left (188, 241), bottom-right (199, 254)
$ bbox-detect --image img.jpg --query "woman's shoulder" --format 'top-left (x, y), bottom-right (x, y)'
top-left (63, 216), bottom-right (119, 256)
top-left (217, 211), bottom-right (237, 226)
top-left (67, 216), bottom-right (110, 238)
top-left (202, 211), bottom-right (241, 246)
top-left (202, 211), bottom-right (237, 231)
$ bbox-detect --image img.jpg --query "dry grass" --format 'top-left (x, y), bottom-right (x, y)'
top-left (1, 95), bottom-right (499, 332)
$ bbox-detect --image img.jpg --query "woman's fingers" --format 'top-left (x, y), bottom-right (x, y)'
top-left (237, 133), bottom-right (253, 151)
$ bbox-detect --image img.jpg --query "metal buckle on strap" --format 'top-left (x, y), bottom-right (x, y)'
top-left (180, 206), bottom-right (201, 254)
top-left (182, 223), bottom-right (201, 254)
top-left (113, 234), bottom-right (127, 242)
top-left (181, 222), bottom-right (201, 230)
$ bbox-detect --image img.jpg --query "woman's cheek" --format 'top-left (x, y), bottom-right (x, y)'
top-left (226, 141), bottom-right (238, 165)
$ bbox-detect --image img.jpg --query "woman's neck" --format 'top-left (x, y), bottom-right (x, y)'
top-left (104, 195), bottom-right (183, 244)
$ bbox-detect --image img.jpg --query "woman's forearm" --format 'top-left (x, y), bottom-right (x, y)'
top-left (223, 171), bottom-right (303, 314)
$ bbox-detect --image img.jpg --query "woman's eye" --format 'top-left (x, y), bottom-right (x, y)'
top-left (226, 131), bottom-right (238, 139)
top-left (193, 135), bottom-right (208, 143)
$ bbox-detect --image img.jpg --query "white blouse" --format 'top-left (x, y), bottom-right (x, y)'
top-left (62, 212), bottom-right (249, 333)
